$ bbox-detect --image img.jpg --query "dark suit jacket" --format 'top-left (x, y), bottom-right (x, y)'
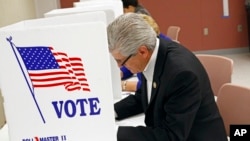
top-left (115, 38), bottom-right (228, 141)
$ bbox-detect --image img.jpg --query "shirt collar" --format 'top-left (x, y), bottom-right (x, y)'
top-left (143, 38), bottom-right (159, 82)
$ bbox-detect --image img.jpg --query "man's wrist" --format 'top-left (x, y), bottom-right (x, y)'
top-left (122, 81), bottom-right (127, 91)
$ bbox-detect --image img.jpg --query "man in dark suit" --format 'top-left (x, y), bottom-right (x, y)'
top-left (107, 13), bottom-right (228, 141)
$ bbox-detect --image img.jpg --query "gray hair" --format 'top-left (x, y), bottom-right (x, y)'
top-left (107, 13), bottom-right (157, 56)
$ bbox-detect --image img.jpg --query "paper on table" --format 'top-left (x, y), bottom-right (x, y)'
top-left (0, 90), bottom-right (6, 129)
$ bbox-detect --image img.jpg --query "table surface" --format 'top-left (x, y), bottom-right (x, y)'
top-left (0, 96), bottom-right (227, 141)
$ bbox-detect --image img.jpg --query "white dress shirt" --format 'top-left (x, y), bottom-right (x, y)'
top-left (143, 38), bottom-right (159, 103)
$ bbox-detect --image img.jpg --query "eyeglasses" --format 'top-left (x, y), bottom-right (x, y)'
top-left (121, 54), bottom-right (133, 66)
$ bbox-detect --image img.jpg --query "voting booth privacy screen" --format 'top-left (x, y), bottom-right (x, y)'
top-left (73, 0), bottom-right (123, 19)
top-left (0, 18), bottom-right (116, 141)
top-left (44, 3), bottom-right (123, 101)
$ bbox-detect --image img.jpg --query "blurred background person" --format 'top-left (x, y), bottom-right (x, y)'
top-left (121, 0), bottom-right (151, 15)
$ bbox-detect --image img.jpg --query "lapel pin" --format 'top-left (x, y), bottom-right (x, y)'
top-left (153, 82), bottom-right (157, 88)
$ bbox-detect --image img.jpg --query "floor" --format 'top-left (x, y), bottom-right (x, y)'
top-left (0, 51), bottom-right (249, 141)
top-left (223, 52), bottom-right (250, 87)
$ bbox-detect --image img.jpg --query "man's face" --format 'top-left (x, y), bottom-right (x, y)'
top-left (123, 8), bottom-right (130, 13)
top-left (123, 6), bottom-right (135, 14)
top-left (111, 46), bottom-right (150, 74)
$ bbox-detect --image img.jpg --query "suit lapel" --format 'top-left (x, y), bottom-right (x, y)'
top-left (148, 38), bottom-right (168, 103)
top-left (141, 74), bottom-right (149, 108)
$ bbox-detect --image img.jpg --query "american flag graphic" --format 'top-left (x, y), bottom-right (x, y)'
top-left (6, 36), bottom-right (91, 123)
top-left (16, 46), bottom-right (90, 92)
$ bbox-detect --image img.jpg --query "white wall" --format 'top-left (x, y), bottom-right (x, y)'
top-left (34, 0), bottom-right (60, 18)
top-left (0, 0), bottom-right (60, 27)
top-left (0, 0), bottom-right (36, 27)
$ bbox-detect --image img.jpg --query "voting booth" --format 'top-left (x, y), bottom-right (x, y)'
top-left (44, 2), bottom-right (123, 100)
top-left (73, 0), bottom-right (123, 18)
top-left (44, 0), bottom-right (123, 26)
top-left (0, 3), bottom-right (123, 141)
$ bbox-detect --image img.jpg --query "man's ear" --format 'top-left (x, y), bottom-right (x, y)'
top-left (138, 46), bottom-right (149, 57)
